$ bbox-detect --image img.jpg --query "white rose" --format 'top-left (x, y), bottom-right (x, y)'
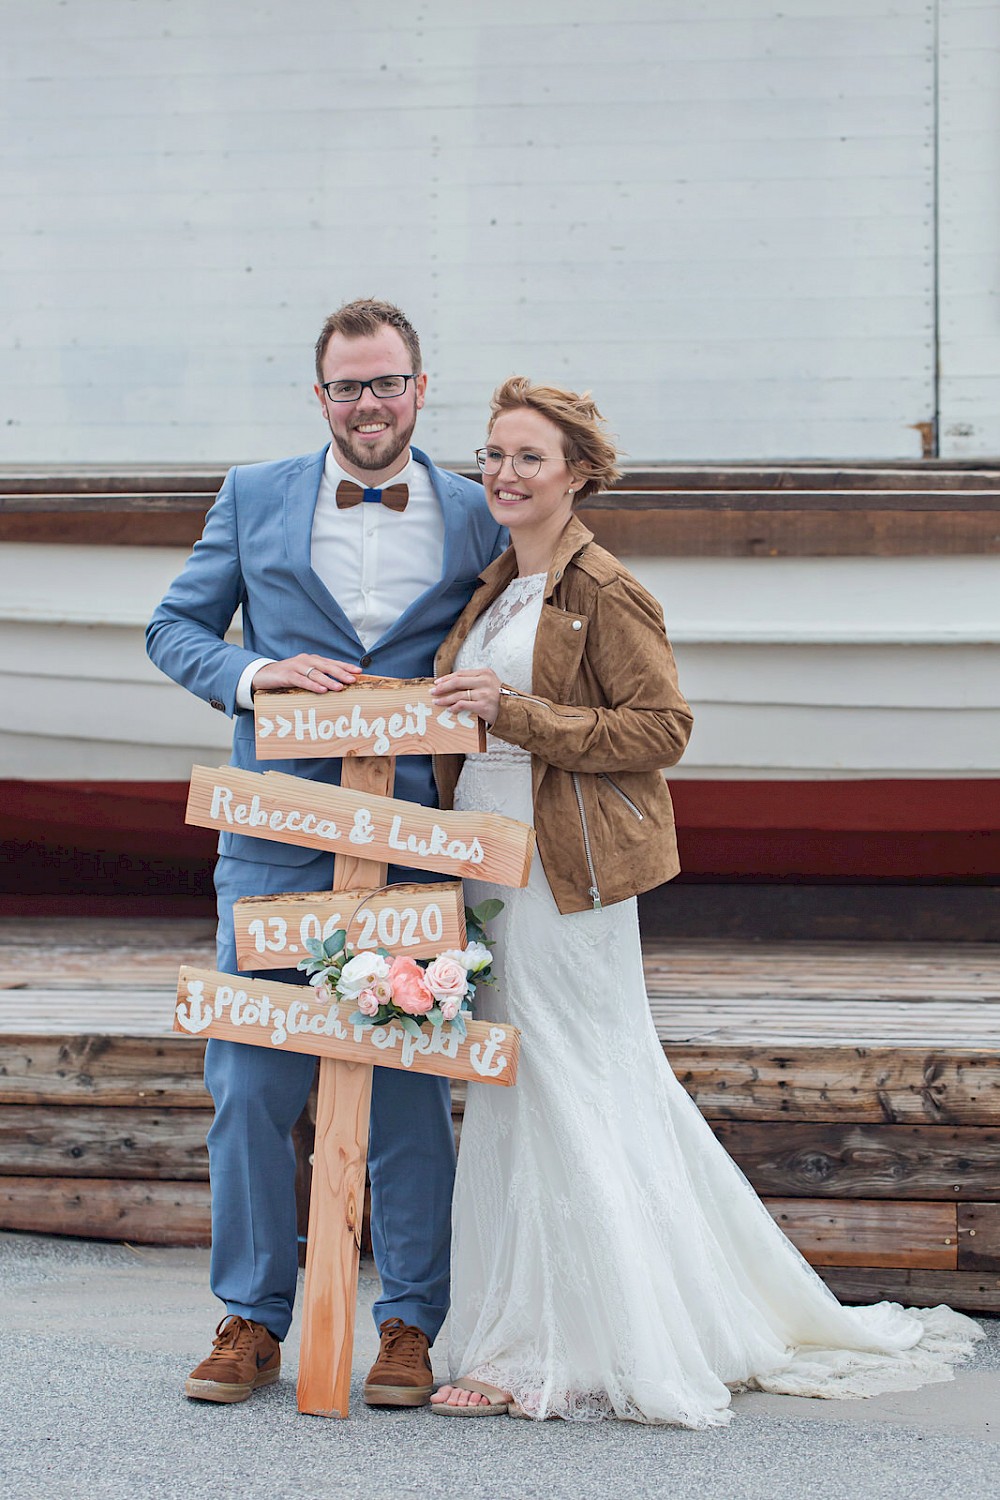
top-left (337, 951), bottom-right (391, 999)
top-left (461, 941), bottom-right (493, 974)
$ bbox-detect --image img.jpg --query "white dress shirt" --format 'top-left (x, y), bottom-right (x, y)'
top-left (235, 445), bottom-right (446, 709)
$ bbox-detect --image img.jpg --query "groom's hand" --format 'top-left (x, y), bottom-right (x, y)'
top-left (252, 655), bottom-right (363, 695)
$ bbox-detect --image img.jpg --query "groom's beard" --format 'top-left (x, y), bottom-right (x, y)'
top-left (328, 399), bottom-right (418, 474)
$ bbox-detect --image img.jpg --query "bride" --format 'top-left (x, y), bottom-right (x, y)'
top-left (428, 377), bottom-right (981, 1425)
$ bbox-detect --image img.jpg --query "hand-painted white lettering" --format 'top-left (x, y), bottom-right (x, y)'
top-left (469, 1027), bottom-right (509, 1078)
top-left (349, 808), bottom-right (376, 845)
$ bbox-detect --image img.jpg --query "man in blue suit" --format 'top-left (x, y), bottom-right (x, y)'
top-left (147, 299), bottom-right (504, 1406)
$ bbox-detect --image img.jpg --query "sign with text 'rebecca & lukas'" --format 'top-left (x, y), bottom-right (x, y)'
top-left (186, 765), bottom-right (535, 887)
top-left (175, 966), bottom-right (520, 1087)
top-left (254, 679), bottom-right (486, 760)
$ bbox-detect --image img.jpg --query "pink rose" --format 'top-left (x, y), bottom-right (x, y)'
top-left (423, 955), bottom-right (467, 1001)
top-left (440, 996), bottom-right (461, 1022)
top-left (370, 978), bottom-right (393, 1007)
top-left (356, 988), bottom-right (380, 1017)
top-left (387, 956), bottom-right (434, 1016)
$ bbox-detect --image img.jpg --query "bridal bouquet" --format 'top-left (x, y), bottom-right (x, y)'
top-left (298, 899), bottom-right (502, 1041)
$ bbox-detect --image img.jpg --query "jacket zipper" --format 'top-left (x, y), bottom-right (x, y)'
top-left (600, 774), bottom-right (645, 821)
top-left (571, 773), bottom-right (602, 909)
top-left (501, 686), bottom-right (600, 908)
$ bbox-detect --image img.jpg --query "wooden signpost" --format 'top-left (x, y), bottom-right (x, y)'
top-left (174, 680), bottom-right (534, 1418)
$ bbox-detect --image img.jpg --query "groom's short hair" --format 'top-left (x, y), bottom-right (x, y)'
top-left (315, 299), bottom-right (422, 380)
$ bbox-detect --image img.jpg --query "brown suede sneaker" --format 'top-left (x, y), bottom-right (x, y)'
top-left (184, 1314), bottom-right (281, 1403)
top-left (363, 1318), bottom-right (434, 1407)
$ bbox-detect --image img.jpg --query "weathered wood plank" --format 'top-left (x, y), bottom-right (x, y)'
top-left (818, 1265), bottom-right (1000, 1314)
top-left (712, 1121), bottom-right (1000, 1199)
top-left (0, 1175), bottom-right (211, 1244)
top-left (0, 1105), bottom-right (211, 1179)
top-left (669, 1046), bottom-right (1000, 1124)
top-left (763, 1198), bottom-right (957, 1269)
top-left (234, 882), bottom-right (467, 971)
top-left (255, 681), bottom-right (485, 760)
top-left (175, 967), bottom-right (521, 1088)
top-left (0, 1035), bottom-right (210, 1106)
top-left (957, 1203), bottom-right (1000, 1272)
top-left (186, 765), bottom-right (535, 888)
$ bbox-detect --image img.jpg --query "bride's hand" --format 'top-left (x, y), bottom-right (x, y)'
top-left (431, 668), bottom-right (502, 727)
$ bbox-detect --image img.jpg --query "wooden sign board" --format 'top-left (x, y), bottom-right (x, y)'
top-left (234, 881), bottom-right (466, 972)
top-left (175, 966), bottom-right (520, 1087)
top-left (255, 679), bottom-right (486, 760)
top-left (186, 765), bottom-right (535, 888)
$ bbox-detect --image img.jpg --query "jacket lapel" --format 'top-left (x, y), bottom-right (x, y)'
top-left (282, 446), bottom-right (364, 652)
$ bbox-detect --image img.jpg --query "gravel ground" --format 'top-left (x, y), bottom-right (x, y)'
top-left (3, 1233), bottom-right (999, 1500)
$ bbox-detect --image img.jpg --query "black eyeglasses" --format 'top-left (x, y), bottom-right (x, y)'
top-left (320, 375), bottom-right (417, 403)
top-left (476, 446), bottom-right (549, 480)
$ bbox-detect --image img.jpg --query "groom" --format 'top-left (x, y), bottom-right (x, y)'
top-left (147, 298), bottom-right (504, 1405)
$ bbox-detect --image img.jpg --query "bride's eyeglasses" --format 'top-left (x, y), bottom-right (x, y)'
top-left (475, 446), bottom-right (548, 480)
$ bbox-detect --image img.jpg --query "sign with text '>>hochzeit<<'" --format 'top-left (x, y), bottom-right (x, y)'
top-left (185, 765), bottom-right (535, 886)
top-left (233, 881), bottom-right (466, 972)
top-left (175, 966), bottom-right (520, 1086)
top-left (254, 679), bottom-right (486, 760)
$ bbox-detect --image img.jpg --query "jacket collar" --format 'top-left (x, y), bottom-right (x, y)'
top-left (473, 512), bottom-right (595, 607)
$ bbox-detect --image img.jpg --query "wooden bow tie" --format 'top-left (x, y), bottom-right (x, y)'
top-left (335, 480), bottom-right (409, 512)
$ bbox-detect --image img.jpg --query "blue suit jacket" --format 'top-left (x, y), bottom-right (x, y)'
top-left (147, 444), bottom-right (504, 867)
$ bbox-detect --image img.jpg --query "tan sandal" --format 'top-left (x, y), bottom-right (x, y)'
top-left (430, 1377), bottom-right (513, 1416)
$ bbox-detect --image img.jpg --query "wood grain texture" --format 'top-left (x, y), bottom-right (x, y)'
top-left (957, 1203), bottom-right (1000, 1272)
top-left (669, 1045), bottom-right (1000, 1124)
top-left (818, 1265), bottom-right (1000, 1314)
top-left (297, 1059), bottom-right (372, 1418)
top-left (0, 1034), bottom-right (210, 1106)
top-left (255, 681), bottom-right (486, 760)
top-left (185, 764), bottom-right (535, 888)
top-left (763, 1198), bottom-right (957, 1269)
top-left (712, 1121), bottom-right (1000, 1199)
top-left (234, 882), bottom-right (467, 971)
top-left (174, 966), bottom-right (521, 1088)
top-left (0, 1174), bottom-right (211, 1243)
top-left (0, 1104), bottom-right (211, 1178)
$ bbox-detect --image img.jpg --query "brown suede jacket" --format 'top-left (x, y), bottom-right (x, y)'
top-left (434, 515), bottom-right (694, 914)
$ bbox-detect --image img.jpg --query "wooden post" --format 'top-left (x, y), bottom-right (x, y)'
top-left (297, 755), bottom-right (391, 1418)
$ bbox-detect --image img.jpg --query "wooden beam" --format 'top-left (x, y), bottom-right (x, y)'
top-left (0, 1174), bottom-right (211, 1244)
top-left (957, 1203), bottom-right (1000, 1272)
top-left (763, 1198), bottom-right (957, 1269)
top-left (0, 1034), bottom-right (210, 1107)
top-left (819, 1265), bottom-right (1000, 1315)
top-left (0, 1104), bottom-right (211, 1178)
top-left (711, 1121), bottom-right (1000, 1200)
top-left (670, 1045), bottom-right (1000, 1125)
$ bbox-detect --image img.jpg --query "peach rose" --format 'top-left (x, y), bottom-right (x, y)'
top-left (356, 988), bottom-right (380, 1017)
top-left (387, 956), bottom-right (434, 1016)
top-left (423, 955), bottom-right (467, 1002)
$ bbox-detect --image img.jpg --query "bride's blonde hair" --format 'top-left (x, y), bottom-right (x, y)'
top-left (487, 376), bottom-right (622, 502)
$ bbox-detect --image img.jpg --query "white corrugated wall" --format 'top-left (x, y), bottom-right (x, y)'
top-left (2, 1), bottom-right (974, 464)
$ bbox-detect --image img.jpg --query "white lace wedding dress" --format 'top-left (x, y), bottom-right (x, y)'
top-left (449, 571), bottom-right (982, 1426)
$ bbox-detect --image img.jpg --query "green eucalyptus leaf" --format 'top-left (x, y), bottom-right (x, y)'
top-left (397, 1015), bottom-right (423, 1039)
top-left (323, 930), bottom-right (347, 959)
top-left (472, 898), bottom-right (504, 925)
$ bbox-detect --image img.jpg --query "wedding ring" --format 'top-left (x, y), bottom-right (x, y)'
top-left (466, 688), bottom-right (472, 701)
top-left (305, 667), bottom-right (316, 680)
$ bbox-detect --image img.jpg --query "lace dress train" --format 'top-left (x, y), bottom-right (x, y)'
top-left (449, 572), bottom-right (981, 1426)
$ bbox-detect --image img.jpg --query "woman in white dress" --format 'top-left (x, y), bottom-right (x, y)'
top-left (428, 378), bottom-right (981, 1425)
